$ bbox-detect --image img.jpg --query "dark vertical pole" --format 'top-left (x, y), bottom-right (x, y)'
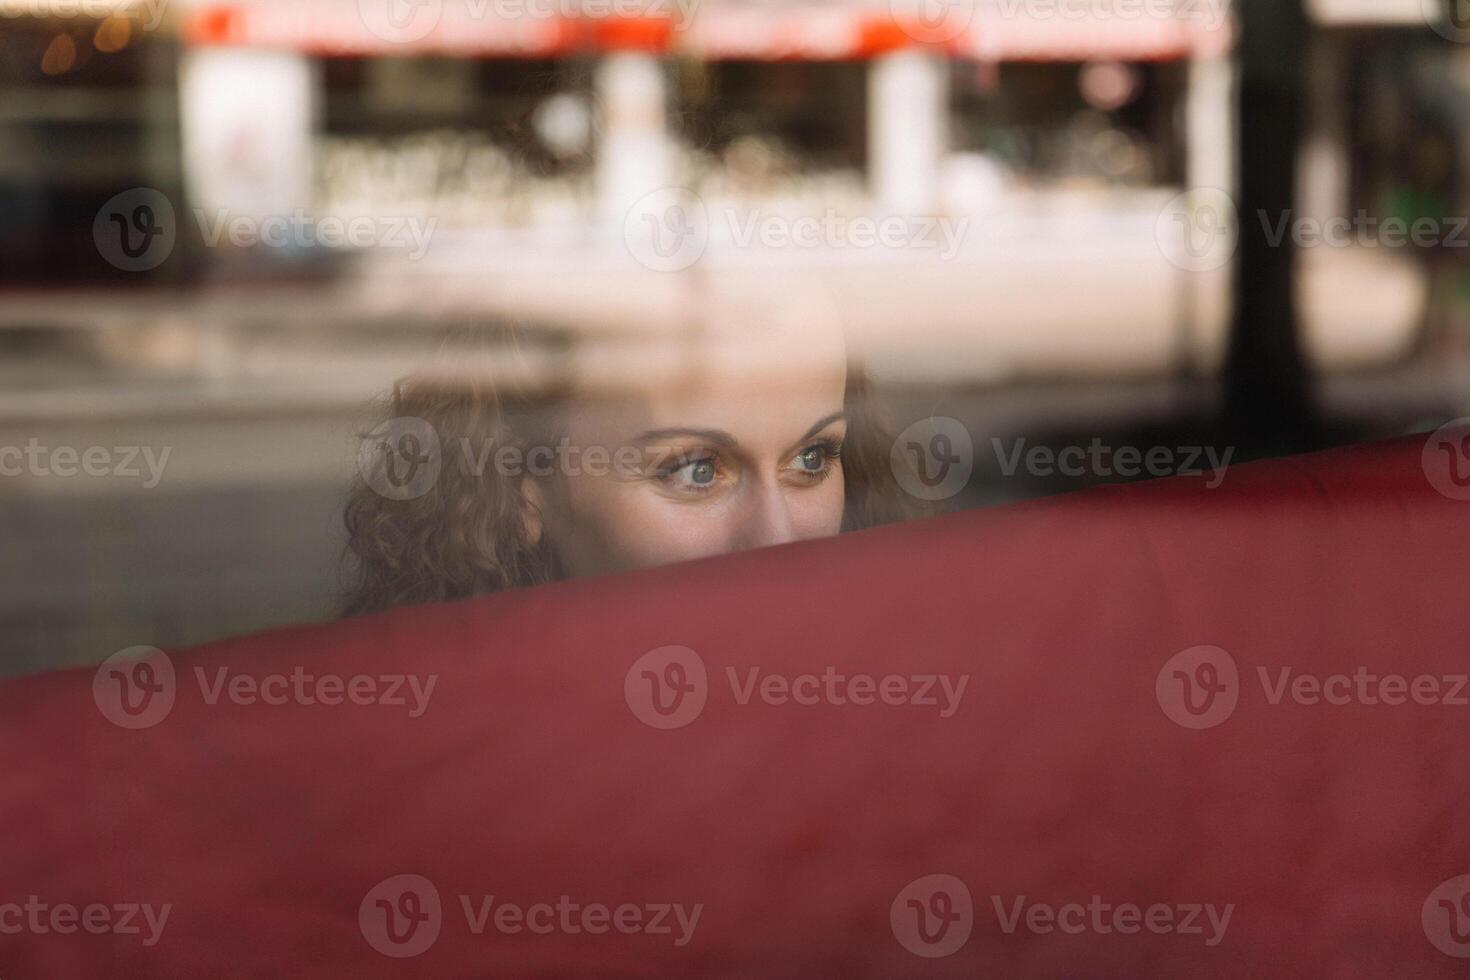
top-left (1226, 0), bottom-right (1318, 453)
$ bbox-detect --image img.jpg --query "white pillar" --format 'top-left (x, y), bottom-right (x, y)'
top-left (180, 48), bottom-right (317, 231)
top-left (596, 53), bottom-right (671, 225)
top-left (868, 50), bottom-right (946, 215)
top-left (1185, 54), bottom-right (1234, 196)
top-left (1180, 54), bottom-right (1238, 370)
top-left (1298, 37), bottom-right (1347, 225)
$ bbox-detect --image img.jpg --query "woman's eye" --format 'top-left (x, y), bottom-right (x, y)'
top-left (788, 442), bottom-right (842, 483)
top-left (682, 459), bottom-right (717, 486)
top-left (660, 455), bottom-right (721, 491)
top-left (794, 448), bottom-right (826, 472)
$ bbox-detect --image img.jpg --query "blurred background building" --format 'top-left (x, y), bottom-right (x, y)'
top-left (0, 0), bottom-right (1467, 673)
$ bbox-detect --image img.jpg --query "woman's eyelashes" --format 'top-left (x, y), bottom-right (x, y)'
top-left (655, 450), bottom-right (725, 494)
top-left (786, 435), bottom-right (844, 485)
top-left (650, 435), bottom-right (845, 497)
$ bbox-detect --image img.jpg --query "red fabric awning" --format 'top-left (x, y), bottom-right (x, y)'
top-left (182, 2), bottom-right (1233, 60)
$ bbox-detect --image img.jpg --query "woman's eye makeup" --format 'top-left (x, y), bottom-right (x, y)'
top-left (652, 450), bottom-right (726, 494)
top-left (786, 436), bottom-right (844, 483)
top-left (647, 434), bottom-right (845, 496)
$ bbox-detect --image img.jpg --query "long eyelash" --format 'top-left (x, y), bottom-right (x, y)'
top-left (793, 437), bottom-right (845, 485)
top-left (652, 439), bottom-right (843, 489)
top-left (809, 436), bottom-right (845, 459)
top-left (801, 436), bottom-right (845, 463)
top-left (653, 450), bottom-right (717, 480)
top-left (655, 452), bottom-right (723, 487)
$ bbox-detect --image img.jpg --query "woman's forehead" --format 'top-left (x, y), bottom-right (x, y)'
top-left (561, 285), bottom-right (849, 446)
top-left (567, 347), bottom-right (848, 452)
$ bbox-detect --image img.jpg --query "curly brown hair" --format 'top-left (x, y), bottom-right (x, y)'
top-left (342, 361), bottom-right (924, 617)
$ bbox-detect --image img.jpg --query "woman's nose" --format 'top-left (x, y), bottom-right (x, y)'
top-left (733, 484), bottom-right (798, 550)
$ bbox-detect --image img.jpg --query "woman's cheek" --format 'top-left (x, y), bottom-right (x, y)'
top-left (603, 493), bottom-right (739, 569)
top-left (561, 471), bottom-right (847, 575)
top-left (790, 473), bottom-right (847, 539)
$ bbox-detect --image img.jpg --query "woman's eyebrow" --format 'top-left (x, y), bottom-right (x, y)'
top-left (631, 427), bottom-right (738, 447)
top-left (797, 412), bottom-right (848, 442)
top-left (632, 412), bottom-right (846, 449)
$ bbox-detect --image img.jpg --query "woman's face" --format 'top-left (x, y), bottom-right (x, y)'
top-left (529, 331), bottom-right (849, 578)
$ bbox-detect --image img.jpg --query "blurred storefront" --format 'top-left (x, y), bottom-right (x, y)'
top-left (0, 0), bottom-right (1467, 668)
